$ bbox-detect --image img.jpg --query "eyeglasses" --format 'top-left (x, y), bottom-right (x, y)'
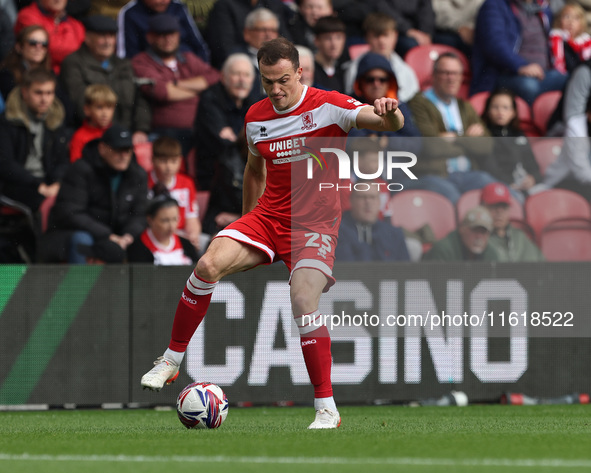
top-left (26, 39), bottom-right (48, 48)
top-left (363, 76), bottom-right (389, 84)
top-left (435, 70), bottom-right (462, 77)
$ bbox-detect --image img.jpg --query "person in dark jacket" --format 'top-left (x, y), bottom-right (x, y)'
top-left (481, 88), bottom-right (541, 200)
top-left (117, 0), bottom-right (210, 62)
top-left (471, 0), bottom-right (567, 104)
top-left (193, 53), bottom-right (257, 237)
top-left (0, 68), bottom-right (69, 212)
top-left (127, 191), bottom-right (198, 264)
top-left (59, 15), bottom-right (151, 138)
top-left (336, 180), bottom-right (410, 261)
top-left (42, 124), bottom-right (148, 263)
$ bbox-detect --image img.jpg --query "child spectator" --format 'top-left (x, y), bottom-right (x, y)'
top-left (550, 2), bottom-right (591, 74)
top-left (481, 88), bottom-right (541, 200)
top-left (148, 136), bottom-right (202, 252)
top-left (288, 0), bottom-right (334, 52)
top-left (69, 84), bottom-right (117, 162)
top-left (313, 16), bottom-right (347, 92)
top-left (127, 190), bottom-right (198, 265)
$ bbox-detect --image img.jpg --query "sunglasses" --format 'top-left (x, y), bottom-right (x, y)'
top-left (363, 76), bottom-right (389, 84)
top-left (26, 39), bottom-right (48, 48)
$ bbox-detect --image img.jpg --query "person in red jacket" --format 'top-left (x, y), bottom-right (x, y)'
top-left (14, 0), bottom-right (85, 74)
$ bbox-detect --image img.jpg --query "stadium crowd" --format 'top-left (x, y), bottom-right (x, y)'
top-left (1, 0), bottom-right (591, 264)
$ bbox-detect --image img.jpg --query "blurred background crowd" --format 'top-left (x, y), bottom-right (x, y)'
top-left (2, 0), bottom-right (591, 266)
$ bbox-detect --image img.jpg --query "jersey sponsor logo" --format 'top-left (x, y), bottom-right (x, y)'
top-left (300, 111), bottom-right (317, 130)
top-left (347, 98), bottom-right (363, 106)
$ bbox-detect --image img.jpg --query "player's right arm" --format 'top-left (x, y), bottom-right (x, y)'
top-left (242, 150), bottom-right (266, 215)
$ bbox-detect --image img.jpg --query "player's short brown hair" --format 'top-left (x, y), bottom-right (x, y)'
top-left (152, 136), bottom-right (183, 159)
top-left (363, 12), bottom-right (397, 37)
top-left (84, 84), bottom-right (118, 107)
top-left (257, 37), bottom-right (299, 70)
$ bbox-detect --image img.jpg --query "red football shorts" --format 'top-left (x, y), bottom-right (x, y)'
top-left (215, 207), bottom-right (339, 292)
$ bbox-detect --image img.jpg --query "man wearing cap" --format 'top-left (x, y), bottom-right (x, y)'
top-left (117, 0), bottom-right (209, 62)
top-left (60, 15), bottom-right (151, 141)
top-left (132, 13), bottom-right (220, 155)
top-left (42, 124), bottom-right (147, 264)
top-left (422, 206), bottom-right (500, 261)
top-left (480, 182), bottom-right (544, 262)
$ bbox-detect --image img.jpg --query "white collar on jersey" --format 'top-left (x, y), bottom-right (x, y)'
top-left (272, 85), bottom-right (308, 115)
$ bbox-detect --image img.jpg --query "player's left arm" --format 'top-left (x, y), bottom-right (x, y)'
top-left (355, 98), bottom-right (404, 132)
top-left (242, 150), bottom-right (266, 215)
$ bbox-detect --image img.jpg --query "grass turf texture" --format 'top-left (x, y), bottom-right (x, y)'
top-left (0, 405), bottom-right (590, 473)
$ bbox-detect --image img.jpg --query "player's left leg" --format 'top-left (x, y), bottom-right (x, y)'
top-left (290, 267), bottom-right (341, 429)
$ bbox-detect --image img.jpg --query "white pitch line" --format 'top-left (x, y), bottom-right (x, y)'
top-left (0, 453), bottom-right (590, 468)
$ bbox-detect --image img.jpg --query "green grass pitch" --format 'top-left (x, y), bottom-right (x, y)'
top-left (1, 405), bottom-right (590, 473)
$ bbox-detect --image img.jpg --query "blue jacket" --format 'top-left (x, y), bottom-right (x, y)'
top-left (117, 0), bottom-right (210, 62)
top-left (336, 211), bottom-right (410, 262)
top-left (471, 0), bottom-right (552, 95)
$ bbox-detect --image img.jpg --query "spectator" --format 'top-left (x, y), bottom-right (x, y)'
top-left (331, 0), bottom-right (381, 41)
top-left (205, 0), bottom-right (292, 68)
top-left (232, 8), bottom-right (280, 97)
top-left (343, 12), bottom-right (420, 102)
top-left (148, 136), bottom-right (202, 251)
top-left (0, 8), bottom-right (15, 64)
top-left (14, 0), bottom-right (85, 75)
top-left (481, 88), bottom-right (541, 201)
top-left (408, 52), bottom-right (495, 203)
top-left (69, 84), bottom-right (116, 162)
top-left (0, 68), bottom-right (68, 213)
top-left (480, 182), bottom-right (544, 261)
top-left (193, 53), bottom-right (256, 235)
top-left (550, 2), bottom-right (591, 74)
top-left (313, 16), bottom-right (347, 91)
top-left (423, 205), bottom-right (499, 261)
top-left (59, 15), bottom-right (151, 140)
top-left (295, 44), bottom-right (316, 86)
top-left (42, 124), bottom-right (148, 263)
top-left (132, 14), bottom-right (220, 156)
top-left (530, 60), bottom-right (591, 200)
top-left (377, 0), bottom-right (435, 58)
top-left (288, 0), bottom-right (334, 52)
top-left (335, 179), bottom-right (410, 261)
top-left (0, 25), bottom-right (51, 100)
top-left (117, 0), bottom-right (210, 62)
top-left (348, 52), bottom-right (422, 156)
top-left (127, 191), bottom-right (199, 264)
top-left (471, 0), bottom-right (568, 105)
top-left (431, 0), bottom-right (484, 57)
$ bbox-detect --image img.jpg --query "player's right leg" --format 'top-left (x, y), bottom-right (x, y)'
top-left (141, 237), bottom-right (268, 391)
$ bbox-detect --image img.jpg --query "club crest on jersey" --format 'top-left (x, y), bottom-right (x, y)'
top-left (300, 112), bottom-right (317, 130)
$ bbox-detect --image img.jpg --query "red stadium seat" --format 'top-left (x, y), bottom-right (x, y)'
top-left (39, 195), bottom-right (56, 233)
top-left (387, 190), bottom-right (456, 240)
top-left (456, 188), bottom-right (524, 223)
top-left (529, 137), bottom-right (562, 176)
top-left (134, 141), bottom-right (153, 172)
top-left (404, 44), bottom-right (471, 99)
top-left (540, 226), bottom-right (591, 261)
top-left (348, 43), bottom-right (370, 60)
top-left (532, 90), bottom-right (562, 135)
top-left (468, 91), bottom-right (489, 116)
top-left (525, 189), bottom-right (591, 243)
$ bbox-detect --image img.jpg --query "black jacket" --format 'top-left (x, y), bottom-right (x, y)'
top-left (48, 139), bottom-right (148, 238)
top-left (0, 87), bottom-right (69, 195)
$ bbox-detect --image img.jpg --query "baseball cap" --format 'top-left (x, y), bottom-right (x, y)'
top-left (480, 182), bottom-right (512, 206)
top-left (462, 206), bottom-right (493, 232)
top-left (101, 124), bottom-right (133, 149)
top-left (84, 15), bottom-right (118, 33)
top-left (148, 14), bottom-right (180, 34)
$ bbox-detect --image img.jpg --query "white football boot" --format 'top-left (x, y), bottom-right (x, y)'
top-left (141, 356), bottom-right (179, 391)
top-left (308, 408), bottom-right (341, 429)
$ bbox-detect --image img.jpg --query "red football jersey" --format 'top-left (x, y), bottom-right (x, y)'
top-left (245, 86), bottom-right (366, 230)
top-left (140, 229), bottom-right (193, 266)
top-left (148, 172), bottom-right (199, 230)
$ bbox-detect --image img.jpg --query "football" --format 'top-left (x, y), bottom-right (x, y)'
top-left (176, 382), bottom-right (229, 429)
